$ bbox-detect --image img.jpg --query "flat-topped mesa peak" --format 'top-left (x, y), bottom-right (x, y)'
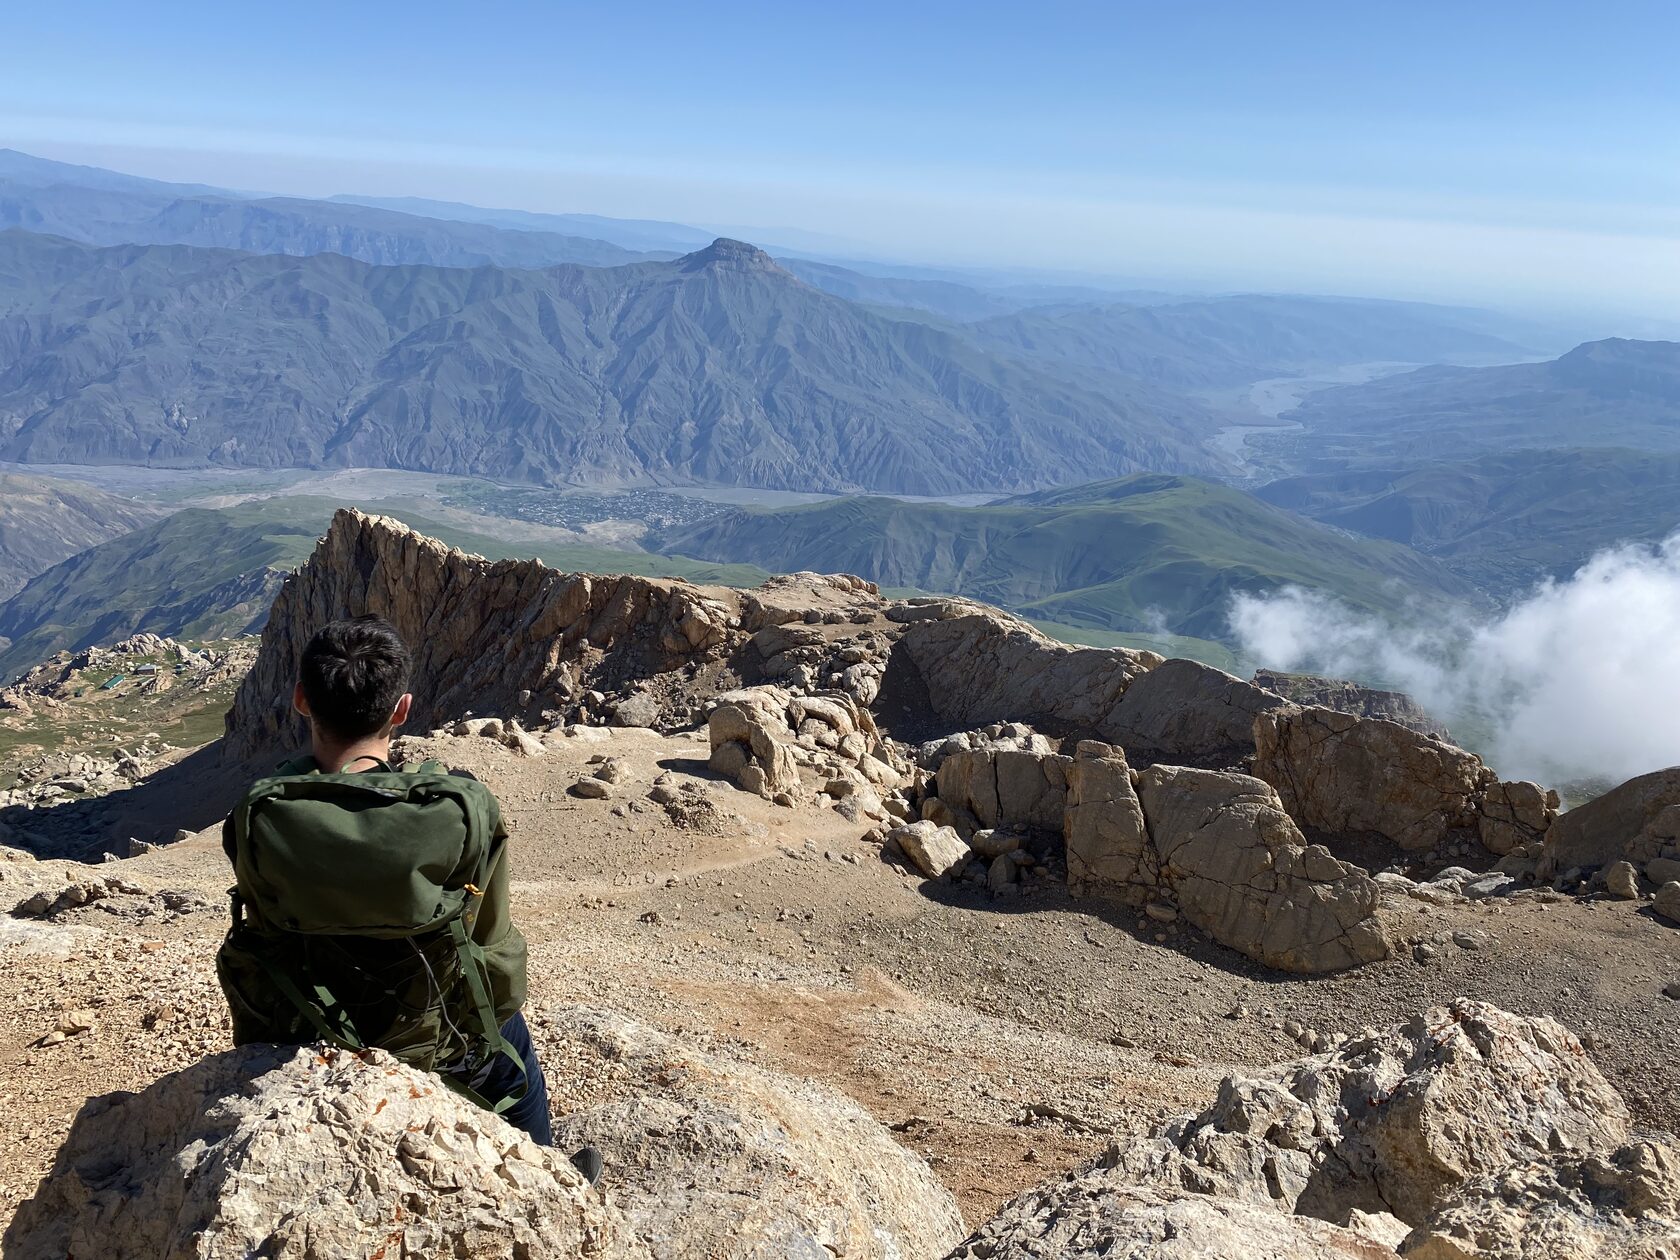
top-left (677, 237), bottom-right (785, 274)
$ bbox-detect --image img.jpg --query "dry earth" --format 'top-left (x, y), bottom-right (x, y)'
top-left (3, 724), bottom-right (1678, 1233)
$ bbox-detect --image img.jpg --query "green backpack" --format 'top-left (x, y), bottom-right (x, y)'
top-left (216, 757), bottom-right (530, 1111)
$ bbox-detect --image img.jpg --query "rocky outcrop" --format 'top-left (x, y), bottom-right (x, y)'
top-left (935, 745), bottom-right (1072, 832)
top-left (1476, 778), bottom-right (1559, 857)
top-left (741, 577), bottom-right (890, 706)
top-left (3, 1044), bottom-right (643, 1260)
top-left (956, 1002), bottom-right (1636, 1260)
top-left (1253, 669), bottom-right (1449, 738)
top-left (1254, 706), bottom-right (1556, 856)
top-left (224, 509), bottom-right (744, 758)
top-left (1107, 1000), bottom-right (1628, 1226)
top-left (892, 611), bottom-right (1159, 739)
top-left (1136, 765), bottom-right (1388, 973)
top-left (946, 1182), bottom-right (1399, 1259)
top-left (892, 613), bottom-right (1293, 767)
top-left (915, 721), bottom-right (1057, 771)
top-left (707, 685), bottom-right (907, 811)
top-left (545, 1006), bottom-right (966, 1260)
top-left (924, 740), bottom-right (1387, 973)
top-left (1538, 767), bottom-right (1680, 880)
top-left (1107, 658), bottom-right (1290, 765)
top-left (1400, 1138), bottom-right (1680, 1259)
top-left (708, 686), bottom-right (804, 801)
top-left (1063, 740), bottom-right (1154, 897)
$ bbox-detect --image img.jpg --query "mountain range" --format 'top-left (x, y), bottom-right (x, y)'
top-left (968, 295), bottom-right (1539, 390)
top-left (1275, 338), bottom-right (1680, 465)
top-left (1, 149), bottom-right (1674, 685)
top-left (4, 150), bottom-right (1571, 343)
top-left (0, 230), bottom-right (1225, 493)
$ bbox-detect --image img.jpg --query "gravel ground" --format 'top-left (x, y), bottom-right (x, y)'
top-left (2, 726), bottom-right (1677, 1229)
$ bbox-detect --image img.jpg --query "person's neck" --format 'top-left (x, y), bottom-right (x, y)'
top-left (312, 731), bottom-right (393, 774)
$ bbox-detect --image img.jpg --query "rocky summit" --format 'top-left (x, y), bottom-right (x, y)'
top-left (3, 510), bottom-right (1679, 1258)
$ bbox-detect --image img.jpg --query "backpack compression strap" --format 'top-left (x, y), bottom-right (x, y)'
top-left (242, 905), bottom-right (529, 1115)
top-left (447, 914), bottom-right (530, 1114)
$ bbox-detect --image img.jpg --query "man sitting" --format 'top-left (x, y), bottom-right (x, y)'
top-left (216, 615), bottom-right (595, 1179)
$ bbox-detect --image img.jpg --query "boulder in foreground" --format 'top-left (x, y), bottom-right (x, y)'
top-left (954, 1000), bottom-right (1639, 1259)
top-left (545, 1005), bottom-right (967, 1260)
top-left (1401, 1137), bottom-right (1680, 1259)
top-left (3, 1044), bottom-right (644, 1260)
top-left (947, 1182), bottom-right (1398, 1259)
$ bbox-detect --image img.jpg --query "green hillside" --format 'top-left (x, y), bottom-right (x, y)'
top-left (0, 472), bottom-right (163, 598)
top-left (660, 474), bottom-right (1482, 640)
top-left (1258, 448), bottom-right (1680, 594)
top-left (0, 498), bottom-right (769, 679)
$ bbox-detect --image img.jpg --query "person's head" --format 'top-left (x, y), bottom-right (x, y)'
top-left (293, 615), bottom-right (413, 751)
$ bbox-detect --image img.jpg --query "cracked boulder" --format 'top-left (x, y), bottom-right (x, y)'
top-left (1136, 765), bottom-right (1388, 973)
top-left (1106, 657), bottom-right (1290, 765)
top-left (1254, 706), bottom-right (1553, 856)
top-left (1064, 740), bottom-right (1155, 901)
top-left (1399, 1137), bottom-right (1680, 1259)
top-left (709, 686), bottom-right (904, 806)
top-left (893, 611), bottom-right (1158, 738)
top-left (1107, 1000), bottom-right (1630, 1227)
top-left (546, 1006), bottom-right (966, 1260)
top-left (1538, 766), bottom-right (1680, 880)
top-left (2, 1044), bottom-right (643, 1260)
top-left (708, 686), bottom-right (802, 800)
top-left (946, 1182), bottom-right (1398, 1259)
top-left (935, 745), bottom-right (1072, 832)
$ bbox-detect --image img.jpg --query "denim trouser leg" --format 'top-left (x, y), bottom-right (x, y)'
top-left (450, 1011), bottom-right (553, 1145)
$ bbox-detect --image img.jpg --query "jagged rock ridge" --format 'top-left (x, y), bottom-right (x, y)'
top-left (222, 513), bottom-right (1583, 979)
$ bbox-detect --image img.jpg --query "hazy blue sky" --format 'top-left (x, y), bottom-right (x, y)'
top-left (3, 1), bottom-right (1675, 313)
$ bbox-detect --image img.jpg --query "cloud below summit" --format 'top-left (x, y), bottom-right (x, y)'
top-left (1230, 533), bottom-right (1680, 789)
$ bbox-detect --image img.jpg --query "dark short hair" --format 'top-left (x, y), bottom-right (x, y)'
top-left (298, 615), bottom-right (411, 741)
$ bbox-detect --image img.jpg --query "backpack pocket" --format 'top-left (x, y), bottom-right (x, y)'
top-left (241, 781), bottom-right (475, 936)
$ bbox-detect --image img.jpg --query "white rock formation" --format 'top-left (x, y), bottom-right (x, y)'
top-left (3, 1045), bottom-right (644, 1260)
top-left (545, 1006), bottom-right (966, 1260)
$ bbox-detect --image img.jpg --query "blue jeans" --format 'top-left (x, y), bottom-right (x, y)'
top-left (449, 1011), bottom-right (552, 1145)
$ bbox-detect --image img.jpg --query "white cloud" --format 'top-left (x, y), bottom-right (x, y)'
top-left (1229, 534), bottom-right (1680, 787)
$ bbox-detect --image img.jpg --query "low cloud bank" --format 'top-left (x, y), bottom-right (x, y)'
top-left (1229, 533), bottom-right (1680, 787)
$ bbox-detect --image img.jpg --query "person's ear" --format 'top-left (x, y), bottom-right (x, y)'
top-left (293, 682), bottom-right (312, 719)
top-left (389, 693), bottom-right (413, 732)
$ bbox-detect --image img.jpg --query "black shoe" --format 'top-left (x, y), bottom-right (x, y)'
top-left (570, 1145), bottom-right (603, 1186)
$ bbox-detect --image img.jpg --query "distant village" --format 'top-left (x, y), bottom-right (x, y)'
top-left (449, 487), bottom-right (729, 532)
